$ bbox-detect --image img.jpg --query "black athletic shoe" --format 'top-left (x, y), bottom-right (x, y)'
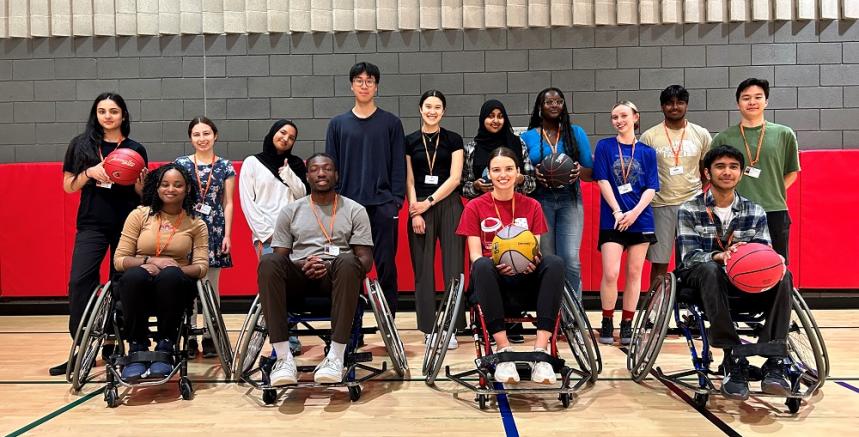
top-left (49, 360), bottom-right (68, 376)
top-left (599, 318), bottom-right (614, 344)
top-left (202, 338), bottom-right (217, 358)
top-left (186, 337), bottom-right (199, 359)
top-left (507, 323), bottom-right (525, 344)
top-left (761, 357), bottom-right (791, 396)
top-left (619, 319), bottom-right (633, 346)
top-left (721, 355), bottom-right (750, 401)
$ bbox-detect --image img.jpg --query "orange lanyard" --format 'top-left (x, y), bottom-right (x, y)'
top-left (309, 195), bottom-right (338, 244)
top-left (705, 206), bottom-right (733, 252)
top-left (540, 124), bottom-right (561, 155)
top-left (421, 131), bottom-right (440, 175)
top-left (192, 154), bottom-right (216, 200)
top-left (97, 137), bottom-right (124, 161)
top-left (617, 139), bottom-right (637, 184)
top-left (491, 193), bottom-right (515, 227)
top-left (662, 121), bottom-right (687, 166)
top-left (739, 122), bottom-right (766, 167)
top-left (155, 212), bottom-right (185, 257)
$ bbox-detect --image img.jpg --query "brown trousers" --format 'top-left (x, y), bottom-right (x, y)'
top-left (257, 252), bottom-right (363, 344)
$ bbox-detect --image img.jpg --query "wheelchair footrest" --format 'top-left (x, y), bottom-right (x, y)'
top-left (478, 351), bottom-right (565, 373)
top-left (348, 352), bottom-right (373, 364)
top-left (115, 351), bottom-right (173, 366)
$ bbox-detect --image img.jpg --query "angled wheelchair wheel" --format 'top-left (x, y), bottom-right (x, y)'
top-left (199, 280), bottom-right (233, 380)
top-left (70, 282), bottom-right (113, 391)
top-left (365, 279), bottom-right (408, 377)
top-left (627, 273), bottom-right (675, 383)
top-left (67, 283), bottom-right (105, 382)
top-left (569, 285), bottom-right (602, 374)
top-left (561, 284), bottom-right (598, 381)
top-left (792, 289), bottom-right (829, 381)
top-left (788, 288), bottom-right (827, 392)
top-left (232, 294), bottom-right (268, 378)
top-left (422, 274), bottom-right (465, 385)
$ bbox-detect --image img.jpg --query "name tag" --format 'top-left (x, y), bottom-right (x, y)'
top-left (744, 166), bottom-right (761, 178)
top-left (194, 203), bottom-right (212, 215)
top-left (424, 175), bottom-right (439, 185)
top-left (96, 181), bottom-right (113, 189)
top-left (513, 218), bottom-right (528, 228)
top-left (323, 245), bottom-right (340, 256)
top-left (669, 165), bottom-right (684, 176)
top-left (618, 183), bottom-right (633, 194)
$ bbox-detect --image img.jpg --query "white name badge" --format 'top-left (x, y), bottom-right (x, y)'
top-left (424, 175), bottom-right (439, 185)
top-left (96, 181), bottom-right (113, 189)
top-left (744, 166), bottom-right (761, 178)
top-left (513, 218), bottom-right (528, 228)
top-left (194, 203), bottom-right (212, 215)
top-left (323, 245), bottom-right (340, 256)
top-left (669, 165), bottom-right (684, 176)
top-left (618, 183), bottom-right (633, 194)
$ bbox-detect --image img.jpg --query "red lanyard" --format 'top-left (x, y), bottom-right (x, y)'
top-left (617, 139), bottom-right (637, 184)
top-left (739, 122), bottom-right (766, 167)
top-left (705, 206), bottom-right (733, 252)
top-left (491, 194), bottom-right (515, 227)
top-left (192, 154), bottom-right (216, 200)
top-left (662, 121), bottom-right (687, 166)
top-left (97, 137), bottom-right (124, 161)
top-left (155, 212), bottom-right (185, 257)
top-left (421, 131), bottom-right (440, 176)
top-left (309, 195), bottom-right (338, 244)
top-left (540, 124), bottom-right (561, 154)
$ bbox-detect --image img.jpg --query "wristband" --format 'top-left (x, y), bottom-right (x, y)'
top-left (613, 210), bottom-right (623, 216)
top-left (84, 169), bottom-right (90, 178)
top-left (143, 256), bottom-right (149, 264)
top-left (426, 195), bottom-right (435, 204)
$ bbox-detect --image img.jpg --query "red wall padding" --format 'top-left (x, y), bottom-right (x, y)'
top-left (0, 150), bottom-right (856, 298)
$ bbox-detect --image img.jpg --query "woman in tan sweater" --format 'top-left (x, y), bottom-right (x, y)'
top-left (113, 163), bottom-right (209, 381)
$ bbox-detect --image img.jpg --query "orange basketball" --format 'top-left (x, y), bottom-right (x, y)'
top-left (726, 243), bottom-right (785, 293)
top-left (103, 148), bottom-right (145, 185)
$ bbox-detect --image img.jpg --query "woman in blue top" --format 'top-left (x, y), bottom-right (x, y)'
top-left (592, 101), bottom-right (659, 347)
top-left (520, 88), bottom-right (593, 301)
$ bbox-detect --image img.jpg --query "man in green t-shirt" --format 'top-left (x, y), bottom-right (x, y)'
top-left (710, 78), bottom-right (800, 262)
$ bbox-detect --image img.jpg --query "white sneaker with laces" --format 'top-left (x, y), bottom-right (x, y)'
top-left (269, 357), bottom-right (298, 386)
top-left (494, 361), bottom-right (520, 384)
top-left (425, 333), bottom-right (459, 350)
top-left (313, 356), bottom-right (344, 384)
top-left (530, 361), bottom-right (556, 385)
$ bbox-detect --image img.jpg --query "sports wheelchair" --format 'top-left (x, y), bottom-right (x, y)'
top-left (627, 272), bottom-right (828, 413)
top-left (422, 274), bottom-right (601, 409)
top-left (66, 279), bottom-right (233, 407)
top-left (232, 278), bottom-right (407, 404)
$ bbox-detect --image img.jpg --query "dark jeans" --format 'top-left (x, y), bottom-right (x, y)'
top-left (365, 201), bottom-right (400, 316)
top-left (677, 262), bottom-right (792, 358)
top-left (257, 252), bottom-right (363, 344)
top-left (67, 227), bottom-right (122, 338)
top-left (471, 255), bottom-right (565, 335)
top-left (766, 211), bottom-right (791, 264)
top-left (118, 266), bottom-right (197, 344)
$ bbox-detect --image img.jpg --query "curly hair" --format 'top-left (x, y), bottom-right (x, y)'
top-left (141, 163), bottom-right (198, 217)
top-left (527, 87), bottom-right (579, 163)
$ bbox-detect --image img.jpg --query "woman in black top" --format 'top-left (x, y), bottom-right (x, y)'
top-left (51, 92), bottom-right (148, 376)
top-left (405, 90), bottom-right (465, 349)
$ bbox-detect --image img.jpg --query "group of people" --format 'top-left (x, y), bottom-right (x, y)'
top-left (53, 61), bottom-right (800, 399)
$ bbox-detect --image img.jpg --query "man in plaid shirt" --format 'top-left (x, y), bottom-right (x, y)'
top-left (676, 145), bottom-right (793, 401)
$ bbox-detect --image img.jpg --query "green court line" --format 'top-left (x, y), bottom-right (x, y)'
top-left (5, 388), bottom-right (103, 437)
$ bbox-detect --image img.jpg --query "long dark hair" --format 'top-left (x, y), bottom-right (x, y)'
top-left (527, 87), bottom-right (578, 163)
top-left (142, 163), bottom-right (198, 218)
top-left (187, 116), bottom-right (218, 137)
top-left (64, 92), bottom-right (131, 176)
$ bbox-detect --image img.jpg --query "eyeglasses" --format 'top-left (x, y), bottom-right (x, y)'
top-left (352, 78), bottom-right (377, 87)
top-left (544, 98), bottom-right (565, 107)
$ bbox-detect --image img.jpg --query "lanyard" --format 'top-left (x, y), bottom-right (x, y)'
top-left (617, 139), bottom-right (637, 184)
top-left (421, 131), bottom-right (440, 176)
top-left (662, 121), bottom-right (687, 166)
top-left (192, 154), bottom-right (216, 200)
top-left (705, 206), bottom-right (733, 252)
top-left (309, 195), bottom-right (339, 244)
top-left (97, 137), bottom-right (124, 161)
top-left (155, 212), bottom-right (185, 257)
top-left (739, 122), bottom-right (766, 167)
top-left (540, 124), bottom-right (561, 155)
top-left (491, 193), bottom-right (515, 227)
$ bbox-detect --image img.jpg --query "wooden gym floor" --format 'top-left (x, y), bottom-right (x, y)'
top-left (1, 310), bottom-right (858, 436)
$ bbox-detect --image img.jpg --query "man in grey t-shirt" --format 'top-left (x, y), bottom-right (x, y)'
top-left (258, 153), bottom-right (374, 386)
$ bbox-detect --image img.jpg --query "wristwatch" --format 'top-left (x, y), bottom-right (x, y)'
top-left (426, 195), bottom-right (435, 204)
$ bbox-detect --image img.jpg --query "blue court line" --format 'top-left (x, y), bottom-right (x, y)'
top-left (493, 382), bottom-right (520, 437)
top-left (835, 381), bottom-right (859, 394)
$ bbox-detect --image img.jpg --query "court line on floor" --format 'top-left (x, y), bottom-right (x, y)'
top-left (835, 381), bottom-right (859, 394)
top-left (5, 387), bottom-right (103, 437)
top-left (492, 382), bottom-right (520, 437)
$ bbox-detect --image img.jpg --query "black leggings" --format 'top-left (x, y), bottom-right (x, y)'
top-left (67, 228), bottom-right (121, 338)
top-left (118, 266), bottom-right (196, 344)
top-left (471, 255), bottom-right (565, 335)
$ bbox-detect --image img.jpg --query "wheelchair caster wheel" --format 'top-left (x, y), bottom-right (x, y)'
top-left (179, 377), bottom-right (193, 400)
top-left (348, 385), bottom-right (362, 402)
top-left (262, 388), bottom-right (278, 405)
top-left (477, 394), bottom-right (488, 410)
top-left (559, 393), bottom-right (571, 408)
top-left (786, 397), bottom-right (801, 414)
top-left (105, 387), bottom-right (120, 408)
top-left (693, 392), bottom-right (708, 409)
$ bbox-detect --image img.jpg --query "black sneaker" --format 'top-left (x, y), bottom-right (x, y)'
top-left (507, 323), bottom-right (525, 344)
top-left (761, 357), bottom-right (791, 396)
top-left (49, 360), bottom-right (68, 376)
top-left (619, 319), bottom-right (633, 345)
top-left (102, 342), bottom-right (118, 362)
top-left (599, 318), bottom-right (614, 344)
top-left (721, 355), bottom-right (750, 401)
top-left (187, 337), bottom-right (199, 359)
top-left (202, 338), bottom-right (217, 358)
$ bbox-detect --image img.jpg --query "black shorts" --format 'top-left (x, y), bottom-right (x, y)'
top-left (598, 229), bottom-right (657, 250)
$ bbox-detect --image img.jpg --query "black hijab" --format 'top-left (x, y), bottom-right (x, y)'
top-left (472, 100), bottom-right (522, 178)
top-left (256, 119), bottom-right (308, 191)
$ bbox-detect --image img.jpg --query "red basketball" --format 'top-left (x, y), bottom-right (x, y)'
top-left (103, 148), bottom-right (145, 185)
top-left (726, 243), bottom-right (785, 293)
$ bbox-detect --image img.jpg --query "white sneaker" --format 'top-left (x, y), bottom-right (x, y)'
top-left (313, 356), bottom-right (344, 384)
top-left (425, 333), bottom-right (459, 350)
top-left (269, 357), bottom-right (298, 386)
top-left (530, 361), bottom-right (557, 385)
top-left (494, 361), bottom-right (520, 384)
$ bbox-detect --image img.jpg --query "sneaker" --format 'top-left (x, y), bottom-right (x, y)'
top-left (721, 355), bottom-right (750, 401)
top-left (121, 343), bottom-right (149, 381)
top-left (599, 318), bottom-right (614, 344)
top-left (186, 337), bottom-right (199, 359)
top-left (620, 319), bottom-right (633, 346)
top-left (493, 347), bottom-right (520, 384)
top-left (49, 360), bottom-right (68, 376)
top-left (507, 323), bottom-right (525, 344)
top-left (149, 340), bottom-right (174, 378)
top-left (530, 361), bottom-right (557, 385)
top-left (761, 357), bottom-right (791, 396)
top-left (289, 335), bottom-right (302, 356)
top-left (425, 333), bottom-right (459, 350)
top-left (201, 338), bottom-right (217, 358)
top-left (269, 357), bottom-right (298, 386)
top-left (314, 356), bottom-right (345, 384)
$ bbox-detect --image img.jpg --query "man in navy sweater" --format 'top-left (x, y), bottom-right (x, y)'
top-left (326, 62), bottom-right (406, 315)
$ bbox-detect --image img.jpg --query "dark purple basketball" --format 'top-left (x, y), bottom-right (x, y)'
top-left (540, 153), bottom-right (575, 187)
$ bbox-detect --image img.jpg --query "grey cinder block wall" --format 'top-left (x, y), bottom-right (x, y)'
top-left (2, 21), bottom-right (859, 164)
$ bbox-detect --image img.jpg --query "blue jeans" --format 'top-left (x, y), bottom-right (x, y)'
top-left (535, 189), bottom-right (585, 300)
